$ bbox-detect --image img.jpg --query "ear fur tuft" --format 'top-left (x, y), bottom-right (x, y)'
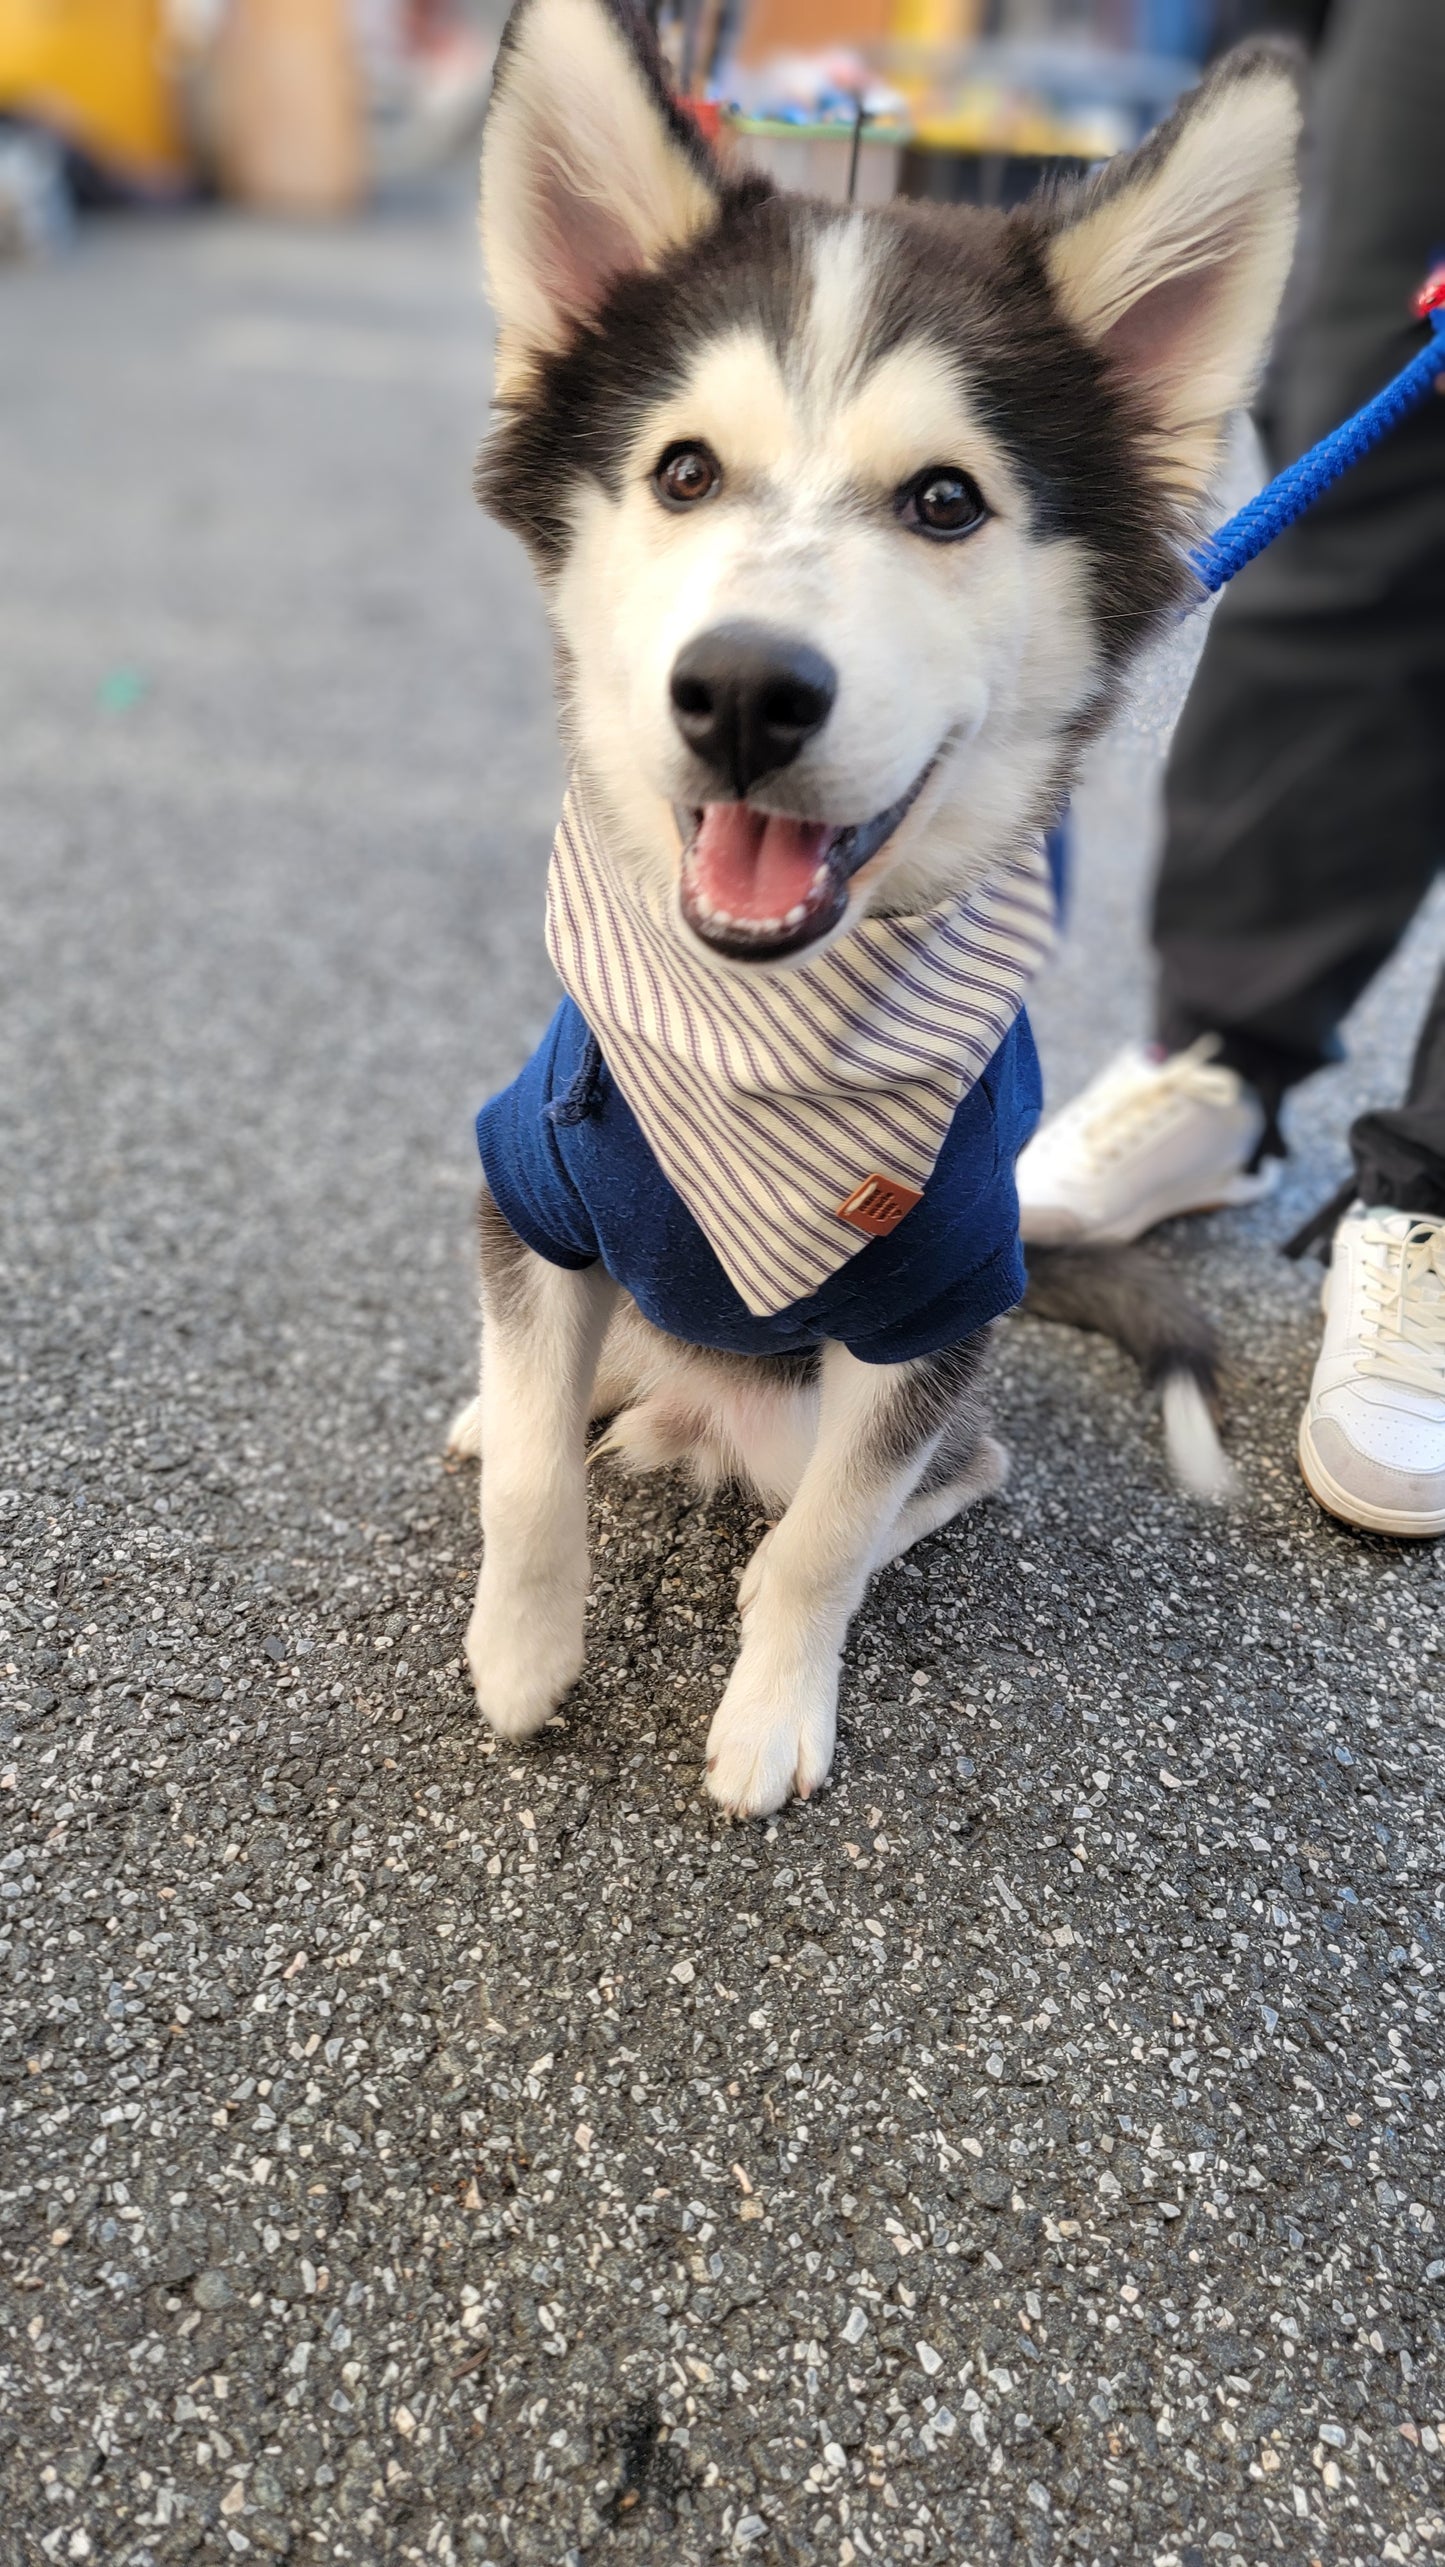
top-left (480, 0), bottom-right (722, 395)
top-left (1044, 42), bottom-right (1303, 505)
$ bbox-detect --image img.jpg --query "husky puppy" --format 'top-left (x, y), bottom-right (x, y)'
top-left (450, 0), bottom-right (1300, 1816)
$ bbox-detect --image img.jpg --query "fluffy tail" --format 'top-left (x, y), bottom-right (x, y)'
top-left (1022, 1246), bottom-right (1235, 1502)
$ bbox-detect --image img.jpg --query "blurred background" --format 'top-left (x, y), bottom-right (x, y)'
top-left (0, 0), bottom-right (1330, 248)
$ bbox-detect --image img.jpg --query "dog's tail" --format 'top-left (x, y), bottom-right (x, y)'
top-left (1022, 1246), bottom-right (1234, 1503)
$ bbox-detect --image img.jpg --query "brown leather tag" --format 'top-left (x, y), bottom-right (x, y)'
top-left (836, 1172), bottom-right (923, 1237)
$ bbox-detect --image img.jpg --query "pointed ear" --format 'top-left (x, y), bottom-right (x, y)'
top-left (1043, 44), bottom-right (1302, 503)
top-left (480, 0), bottom-right (722, 393)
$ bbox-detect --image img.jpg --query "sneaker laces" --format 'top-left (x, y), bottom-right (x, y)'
top-left (1352, 1213), bottom-right (1445, 1397)
top-left (1040, 1037), bottom-right (1248, 1173)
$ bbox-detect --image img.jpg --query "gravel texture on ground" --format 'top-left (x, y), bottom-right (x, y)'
top-left (2, 192), bottom-right (1443, 2567)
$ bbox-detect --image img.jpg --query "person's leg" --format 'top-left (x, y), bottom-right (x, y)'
top-left (1152, 0), bottom-right (1445, 1118)
top-left (1294, 845), bottom-right (1445, 1543)
top-left (1019, 0), bottom-right (1445, 1254)
top-left (1347, 962), bottom-right (1445, 1217)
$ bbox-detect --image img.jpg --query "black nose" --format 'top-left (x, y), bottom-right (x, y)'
top-left (669, 621), bottom-right (837, 797)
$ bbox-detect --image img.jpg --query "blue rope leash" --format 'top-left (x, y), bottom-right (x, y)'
top-left (1189, 298), bottom-right (1445, 597)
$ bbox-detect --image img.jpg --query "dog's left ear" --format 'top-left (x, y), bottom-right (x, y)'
top-left (481, 0), bottom-right (722, 394)
top-left (1042, 44), bottom-right (1302, 502)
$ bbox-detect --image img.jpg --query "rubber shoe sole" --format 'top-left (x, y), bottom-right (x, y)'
top-left (1021, 1157), bottom-right (1278, 1249)
top-left (1297, 1415), bottom-right (1445, 1539)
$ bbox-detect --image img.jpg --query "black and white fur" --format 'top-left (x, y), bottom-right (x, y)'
top-left (451, 0), bottom-right (1300, 1815)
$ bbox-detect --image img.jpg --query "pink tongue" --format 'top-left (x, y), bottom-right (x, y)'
top-left (689, 805), bottom-right (832, 922)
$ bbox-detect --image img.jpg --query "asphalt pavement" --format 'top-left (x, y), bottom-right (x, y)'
top-left (2, 186), bottom-right (1443, 2567)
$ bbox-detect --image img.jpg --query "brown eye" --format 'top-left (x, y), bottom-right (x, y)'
top-left (654, 441), bottom-right (721, 509)
top-left (898, 464), bottom-right (988, 540)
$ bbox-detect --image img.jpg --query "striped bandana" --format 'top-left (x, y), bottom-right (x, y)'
top-left (545, 780), bottom-right (1056, 1320)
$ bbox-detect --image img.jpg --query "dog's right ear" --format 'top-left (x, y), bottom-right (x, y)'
top-left (480, 0), bottom-right (721, 394)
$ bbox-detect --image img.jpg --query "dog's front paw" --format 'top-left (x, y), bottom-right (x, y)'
top-left (466, 1566), bottom-right (583, 1741)
top-left (705, 1640), bottom-right (838, 1818)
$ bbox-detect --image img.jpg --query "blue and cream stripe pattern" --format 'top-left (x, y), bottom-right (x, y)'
top-left (545, 780), bottom-right (1056, 1321)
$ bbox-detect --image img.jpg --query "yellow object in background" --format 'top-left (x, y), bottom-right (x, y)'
top-left (0, 0), bottom-right (186, 191)
top-left (887, 0), bottom-right (981, 49)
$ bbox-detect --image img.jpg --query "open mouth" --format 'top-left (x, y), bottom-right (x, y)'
top-left (677, 760), bottom-right (937, 962)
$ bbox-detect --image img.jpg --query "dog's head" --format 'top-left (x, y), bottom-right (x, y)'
top-left (477, 0), bottom-right (1299, 968)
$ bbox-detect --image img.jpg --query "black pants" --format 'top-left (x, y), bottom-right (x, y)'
top-left (1153, 0), bottom-right (1445, 1217)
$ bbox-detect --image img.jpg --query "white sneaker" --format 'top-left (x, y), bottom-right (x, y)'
top-left (1298, 1204), bottom-right (1445, 1538)
top-left (1017, 1037), bottom-right (1277, 1246)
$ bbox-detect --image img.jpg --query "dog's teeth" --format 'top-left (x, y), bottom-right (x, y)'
top-left (783, 903), bottom-right (807, 928)
top-left (714, 908), bottom-right (735, 928)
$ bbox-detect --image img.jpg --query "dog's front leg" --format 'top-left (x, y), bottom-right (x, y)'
top-left (466, 1195), bottom-right (616, 1740)
top-left (705, 1340), bottom-right (984, 1818)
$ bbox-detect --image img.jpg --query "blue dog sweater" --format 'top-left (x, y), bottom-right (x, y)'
top-left (476, 995), bottom-right (1043, 1366)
